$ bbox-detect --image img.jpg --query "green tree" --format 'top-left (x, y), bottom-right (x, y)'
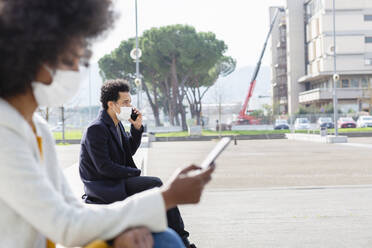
top-left (185, 56), bottom-right (236, 124)
top-left (99, 25), bottom-right (234, 130)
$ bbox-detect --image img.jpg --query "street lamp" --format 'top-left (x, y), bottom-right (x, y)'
top-left (130, 48), bottom-right (142, 107)
top-left (135, 0), bottom-right (141, 109)
top-left (332, 0), bottom-right (339, 136)
top-left (89, 66), bottom-right (92, 121)
top-left (128, 0), bottom-right (143, 110)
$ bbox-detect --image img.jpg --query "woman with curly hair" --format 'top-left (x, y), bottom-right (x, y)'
top-left (0, 0), bottom-right (214, 247)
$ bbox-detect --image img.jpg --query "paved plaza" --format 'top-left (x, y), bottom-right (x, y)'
top-left (57, 138), bottom-right (372, 247)
top-left (148, 138), bottom-right (372, 188)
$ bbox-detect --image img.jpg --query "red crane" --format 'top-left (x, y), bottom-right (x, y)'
top-left (236, 8), bottom-right (284, 125)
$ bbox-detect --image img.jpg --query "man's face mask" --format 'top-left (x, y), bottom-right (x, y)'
top-left (115, 104), bottom-right (132, 122)
top-left (32, 65), bottom-right (83, 107)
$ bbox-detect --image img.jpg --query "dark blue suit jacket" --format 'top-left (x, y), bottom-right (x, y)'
top-left (79, 109), bottom-right (143, 203)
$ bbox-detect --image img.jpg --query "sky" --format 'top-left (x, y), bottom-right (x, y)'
top-left (92, 0), bottom-right (286, 68)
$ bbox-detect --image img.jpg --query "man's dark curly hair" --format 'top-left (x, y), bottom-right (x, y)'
top-left (0, 0), bottom-right (115, 98)
top-left (100, 79), bottom-right (130, 110)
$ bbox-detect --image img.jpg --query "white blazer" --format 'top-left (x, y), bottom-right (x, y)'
top-left (0, 99), bottom-right (167, 247)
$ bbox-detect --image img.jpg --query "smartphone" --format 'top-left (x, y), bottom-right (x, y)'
top-left (131, 109), bottom-right (138, 121)
top-left (200, 137), bottom-right (231, 169)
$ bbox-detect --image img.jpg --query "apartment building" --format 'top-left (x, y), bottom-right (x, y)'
top-left (270, 0), bottom-right (372, 115)
top-left (270, 7), bottom-right (288, 115)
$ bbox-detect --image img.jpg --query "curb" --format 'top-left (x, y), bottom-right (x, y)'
top-left (154, 134), bottom-right (286, 142)
top-left (54, 132), bottom-right (372, 144)
top-left (286, 133), bottom-right (348, 143)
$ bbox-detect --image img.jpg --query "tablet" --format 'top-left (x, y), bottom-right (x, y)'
top-left (200, 137), bottom-right (232, 169)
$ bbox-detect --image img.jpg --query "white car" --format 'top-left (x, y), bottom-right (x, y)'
top-left (274, 119), bottom-right (290, 130)
top-left (317, 117), bottom-right (334, 129)
top-left (357, 116), bottom-right (372, 128)
top-left (294, 118), bottom-right (310, 130)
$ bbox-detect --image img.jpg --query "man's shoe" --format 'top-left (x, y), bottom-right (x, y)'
top-left (189, 244), bottom-right (197, 248)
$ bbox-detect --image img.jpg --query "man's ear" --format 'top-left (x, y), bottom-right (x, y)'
top-left (107, 101), bottom-right (114, 110)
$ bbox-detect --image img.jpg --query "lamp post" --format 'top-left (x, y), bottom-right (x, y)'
top-left (332, 0), bottom-right (339, 136)
top-left (135, 0), bottom-right (141, 109)
top-left (89, 66), bottom-right (92, 121)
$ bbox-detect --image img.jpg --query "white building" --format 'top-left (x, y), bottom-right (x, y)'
top-left (271, 0), bottom-right (372, 115)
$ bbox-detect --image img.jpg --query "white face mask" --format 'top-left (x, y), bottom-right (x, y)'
top-left (116, 106), bottom-right (132, 122)
top-left (32, 66), bottom-right (82, 107)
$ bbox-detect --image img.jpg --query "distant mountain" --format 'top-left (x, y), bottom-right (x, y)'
top-left (202, 65), bottom-right (272, 110)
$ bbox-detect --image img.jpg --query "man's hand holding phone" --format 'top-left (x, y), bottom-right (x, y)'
top-left (129, 107), bottom-right (142, 130)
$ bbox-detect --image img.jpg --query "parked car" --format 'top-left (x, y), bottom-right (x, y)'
top-left (338, 117), bottom-right (356, 128)
top-left (274, 119), bottom-right (289, 130)
top-left (357, 116), bottom-right (372, 128)
top-left (294, 118), bottom-right (310, 130)
top-left (317, 117), bottom-right (334, 129)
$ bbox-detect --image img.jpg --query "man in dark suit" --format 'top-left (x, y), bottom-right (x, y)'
top-left (79, 79), bottom-right (195, 247)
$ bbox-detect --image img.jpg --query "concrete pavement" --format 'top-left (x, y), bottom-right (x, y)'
top-left (180, 186), bottom-right (372, 247)
top-left (56, 138), bottom-right (372, 247)
top-left (146, 138), bottom-right (372, 247)
top-left (147, 139), bottom-right (372, 188)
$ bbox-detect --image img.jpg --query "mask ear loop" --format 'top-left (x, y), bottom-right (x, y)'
top-left (43, 65), bottom-right (55, 78)
top-left (114, 102), bottom-right (121, 114)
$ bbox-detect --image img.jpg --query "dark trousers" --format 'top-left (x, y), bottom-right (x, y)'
top-left (124, 176), bottom-right (190, 246)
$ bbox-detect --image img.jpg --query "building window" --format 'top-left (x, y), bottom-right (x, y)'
top-left (350, 79), bottom-right (359, 88)
top-left (280, 28), bottom-right (286, 43)
top-left (365, 58), bottom-right (372, 65)
top-left (365, 37), bottom-right (372, 43)
top-left (311, 83), bottom-right (320, 90)
top-left (316, 18), bottom-right (320, 37)
top-left (361, 78), bottom-right (368, 88)
top-left (313, 42), bottom-right (316, 60)
top-left (364, 15), bottom-right (372, 21)
top-left (342, 79), bottom-right (349, 88)
top-left (317, 60), bottom-right (321, 73)
top-left (305, 0), bottom-right (323, 22)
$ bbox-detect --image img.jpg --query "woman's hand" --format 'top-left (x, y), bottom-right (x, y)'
top-left (161, 164), bottom-right (215, 209)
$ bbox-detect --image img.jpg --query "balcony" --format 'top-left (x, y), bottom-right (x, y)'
top-left (276, 40), bottom-right (287, 48)
top-left (279, 97), bottom-right (288, 105)
top-left (278, 16), bottom-right (286, 27)
top-left (274, 63), bottom-right (287, 69)
top-left (275, 77), bottom-right (287, 85)
top-left (299, 88), bottom-right (372, 103)
top-left (275, 71), bottom-right (287, 78)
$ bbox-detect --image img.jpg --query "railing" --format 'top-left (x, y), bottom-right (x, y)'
top-left (299, 88), bottom-right (371, 103)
